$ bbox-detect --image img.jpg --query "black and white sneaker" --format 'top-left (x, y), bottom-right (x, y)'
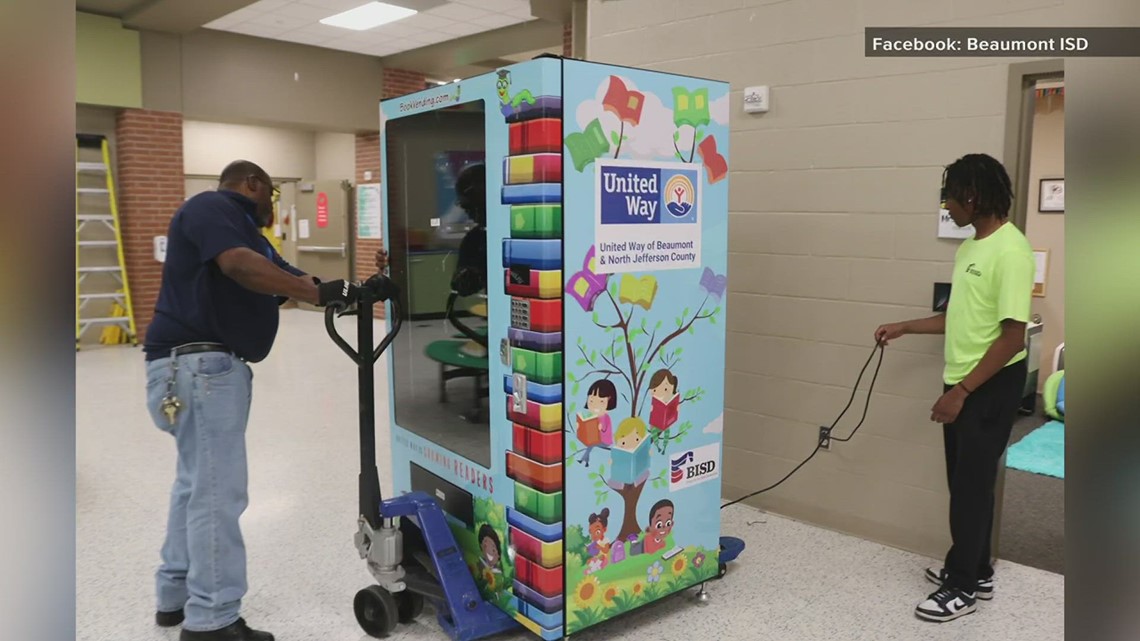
top-left (915, 586), bottom-right (977, 622)
top-left (925, 566), bottom-right (994, 600)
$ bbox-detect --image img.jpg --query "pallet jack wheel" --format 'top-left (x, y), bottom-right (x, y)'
top-left (395, 589), bottom-right (425, 623)
top-left (354, 586), bottom-right (399, 638)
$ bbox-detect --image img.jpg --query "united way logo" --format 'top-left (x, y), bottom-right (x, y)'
top-left (664, 174), bottom-right (695, 219)
top-left (670, 451), bottom-right (694, 483)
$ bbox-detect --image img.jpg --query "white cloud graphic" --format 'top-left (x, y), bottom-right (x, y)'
top-left (710, 93), bottom-right (729, 126)
top-left (702, 413), bottom-right (724, 434)
top-left (574, 75), bottom-right (698, 162)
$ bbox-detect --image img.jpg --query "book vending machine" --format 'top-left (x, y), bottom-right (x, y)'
top-left (379, 55), bottom-right (730, 640)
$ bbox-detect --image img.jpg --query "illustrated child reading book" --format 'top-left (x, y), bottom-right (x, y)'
top-left (577, 379), bottom-right (617, 447)
top-left (648, 369), bottom-right (679, 431)
top-left (643, 499), bottom-right (674, 556)
top-left (478, 524), bottom-right (503, 574)
top-left (587, 507), bottom-right (611, 558)
top-left (610, 417), bottom-right (650, 485)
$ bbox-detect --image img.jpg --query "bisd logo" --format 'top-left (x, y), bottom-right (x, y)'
top-left (669, 443), bottom-right (720, 492)
top-left (670, 452), bottom-right (694, 483)
top-left (664, 174), bottom-right (695, 219)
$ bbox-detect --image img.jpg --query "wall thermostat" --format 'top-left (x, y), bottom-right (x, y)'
top-left (743, 85), bottom-right (769, 113)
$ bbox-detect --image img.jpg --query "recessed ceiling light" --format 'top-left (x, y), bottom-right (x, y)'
top-left (453, 78), bottom-right (461, 83)
top-left (436, 81), bottom-right (447, 86)
top-left (320, 2), bottom-right (416, 31)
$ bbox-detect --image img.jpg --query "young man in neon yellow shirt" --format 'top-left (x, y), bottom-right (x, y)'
top-left (876, 154), bottom-right (1034, 623)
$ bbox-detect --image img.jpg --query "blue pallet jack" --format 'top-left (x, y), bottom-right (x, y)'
top-left (324, 275), bottom-right (519, 641)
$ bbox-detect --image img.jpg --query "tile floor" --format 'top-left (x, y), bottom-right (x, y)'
top-left (76, 309), bottom-right (1063, 641)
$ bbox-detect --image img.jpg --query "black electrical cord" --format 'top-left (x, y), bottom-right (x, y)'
top-left (720, 342), bottom-right (885, 510)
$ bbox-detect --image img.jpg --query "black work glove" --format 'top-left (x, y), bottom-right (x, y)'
top-left (317, 279), bottom-right (360, 308)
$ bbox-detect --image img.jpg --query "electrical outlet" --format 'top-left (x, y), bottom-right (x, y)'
top-left (819, 426), bottom-right (831, 450)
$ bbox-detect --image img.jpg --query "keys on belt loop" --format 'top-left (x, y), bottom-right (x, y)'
top-left (160, 349), bottom-right (182, 425)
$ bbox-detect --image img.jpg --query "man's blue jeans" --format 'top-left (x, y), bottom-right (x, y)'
top-left (145, 351), bottom-right (252, 632)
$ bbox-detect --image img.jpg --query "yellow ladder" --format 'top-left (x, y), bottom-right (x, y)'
top-left (76, 133), bottom-right (137, 349)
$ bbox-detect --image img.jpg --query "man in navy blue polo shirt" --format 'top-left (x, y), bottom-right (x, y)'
top-left (143, 160), bottom-right (362, 641)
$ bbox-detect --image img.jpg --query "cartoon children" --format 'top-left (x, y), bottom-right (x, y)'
top-left (587, 508), bottom-right (611, 557)
top-left (478, 524), bottom-right (503, 574)
top-left (643, 499), bottom-right (675, 556)
top-left (585, 379), bottom-right (618, 446)
top-left (648, 369), bottom-right (680, 431)
top-left (613, 416), bottom-right (647, 451)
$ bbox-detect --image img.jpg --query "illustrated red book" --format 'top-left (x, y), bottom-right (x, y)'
top-left (649, 394), bottom-right (679, 431)
top-left (697, 135), bottom-right (728, 184)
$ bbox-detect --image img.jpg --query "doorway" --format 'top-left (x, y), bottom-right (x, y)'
top-left (995, 62), bottom-right (1065, 576)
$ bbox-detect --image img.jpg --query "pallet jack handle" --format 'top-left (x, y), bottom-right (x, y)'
top-left (324, 273), bottom-right (404, 531)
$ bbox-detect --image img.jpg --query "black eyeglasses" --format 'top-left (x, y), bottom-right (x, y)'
top-left (248, 175), bottom-right (280, 198)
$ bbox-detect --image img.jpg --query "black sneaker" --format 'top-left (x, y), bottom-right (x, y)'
top-left (925, 566), bottom-right (994, 600)
top-left (156, 609), bottom-right (185, 627)
top-left (180, 618), bottom-right (274, 641)
top-left (915, 586), bottom-right (977, 622)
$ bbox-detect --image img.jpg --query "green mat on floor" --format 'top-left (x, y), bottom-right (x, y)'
top-left (1006, 420), bottom-right (1065, 479)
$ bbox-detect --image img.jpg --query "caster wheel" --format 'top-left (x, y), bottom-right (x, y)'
top-left (717, 562), bottom-right (728, 579)
top-left (354, 586), bottom-right (399, 638)
top-left (395, 590), bottom-right (425, 623)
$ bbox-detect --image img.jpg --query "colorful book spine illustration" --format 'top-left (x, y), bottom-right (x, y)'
top-left (510, 118), bottom-right (562, 155)
top-left (503, 153), bottom-right (563, 185)
top-left (510, 203), bottom-right (562, 239)
top-left (508, 327), bottom-right (563, 352)
top-left (502, 183), bottom-right (562, 205)
top-left (500, 90), bottom-right (565, 641)
top-left (506, 268), bottom-right (562, 299)
top-left (503, 375), bottom-right (562, 405)
top-left (502, 238), bottom-right (562, 271)
top-left (509, 297), bottom-right (562, 333)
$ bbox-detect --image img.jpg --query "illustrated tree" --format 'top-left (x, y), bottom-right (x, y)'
top-left (565, 273), bottom-right (721, 542)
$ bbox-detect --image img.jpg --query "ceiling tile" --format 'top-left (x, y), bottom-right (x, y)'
top-left (400, 13), bottom-right (454, 30)
top-left (412, 30), bottom-right (454, 46)
top-left (276, 3), bottom-right (333, 21)
top-left (426, 2), bottom-right (487, 21)
top-left (276, 30), bottom-right (335, 46)
top-left (471, 13), bottom-right (522, 29)
top-left (247, 0), bottom-right (293, 10)
top-left (294, 22), bottom-right (366, 39)
top-left (502, 4), bottom-right (534, 19)
top-left (455, 0), bottom-right (529, 12)
top-left (226, 22), bottom-right (288, 39)
top-left (299, 0), bottom-right (373, 12)
top-left (372, 22), bottom-right (425, 39)
top-left (204, 7), bottom-right (260, 29)
top-left (436, 21), bottom-right (483, 37)
top-left (258, 14), bottom-right (310, 32)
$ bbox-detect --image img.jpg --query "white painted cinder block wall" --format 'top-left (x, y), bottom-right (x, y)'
top-left (585, 0), bottom-right (1081, 557)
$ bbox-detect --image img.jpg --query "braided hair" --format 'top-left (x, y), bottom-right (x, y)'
top-left (942, 153), bottom-right (1014, 220)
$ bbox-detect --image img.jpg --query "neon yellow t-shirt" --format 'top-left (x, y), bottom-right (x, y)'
top-left (944, 222), bottom-right (1035, 384)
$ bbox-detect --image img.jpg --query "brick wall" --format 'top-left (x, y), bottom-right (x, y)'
top-left (354, 131), bottom-right (382, 292)
top-left (115, 109), bottom-right (184, 339)
top-left (563, 21), bottom-right (573, 57)
top-left (383, 68), bottom-right (426, 100)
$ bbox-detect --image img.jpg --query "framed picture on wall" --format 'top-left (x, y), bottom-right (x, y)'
top-left (1039, 178), bottom-right (1064, 212)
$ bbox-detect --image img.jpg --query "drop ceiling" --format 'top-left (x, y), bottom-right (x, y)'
top-left (204, 0), bottom-right (538, 58)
